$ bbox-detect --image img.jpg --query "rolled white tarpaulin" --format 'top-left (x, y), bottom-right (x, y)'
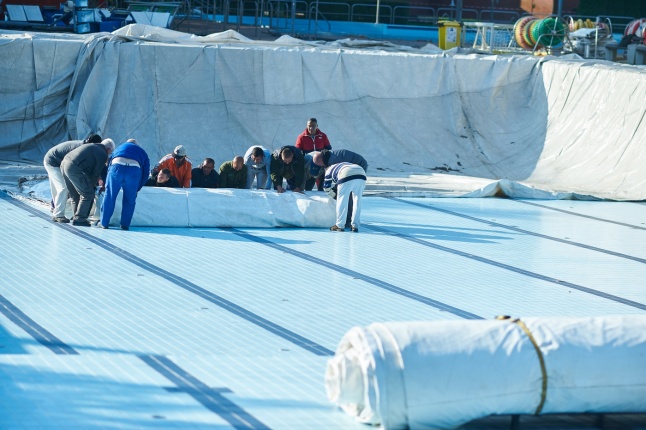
top-left (325, 316), bottom-right (646, 429)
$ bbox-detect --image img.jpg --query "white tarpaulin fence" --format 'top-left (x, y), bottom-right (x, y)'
top-left (1, 26), bottom-right (646, 200)
top-left (325, 316), bottom-right (646, 429)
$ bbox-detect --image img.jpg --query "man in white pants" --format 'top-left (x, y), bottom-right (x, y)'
top-left (43, 133), bottom-right (102, 223)
top-left (323, 162), bottom-right (367, 233)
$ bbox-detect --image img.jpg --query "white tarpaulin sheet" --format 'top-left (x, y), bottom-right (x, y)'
top-left (325, 316), bottom-right (646, 429)
top-left (2, 25), bottom-right (646, 200)
top-left (95, 188), bottom-right (335, 228)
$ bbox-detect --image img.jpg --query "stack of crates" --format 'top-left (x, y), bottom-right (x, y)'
top-left (74, 0), bottom-right (93, 33)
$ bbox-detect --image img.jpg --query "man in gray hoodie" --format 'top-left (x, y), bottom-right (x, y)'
top-left (43, 133), bottom-right (102, 223)
top-left (61, 139), bottom-right (114, 226)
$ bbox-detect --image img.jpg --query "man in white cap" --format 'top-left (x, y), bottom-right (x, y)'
top-left (151, 145), bottom-right (192, 188)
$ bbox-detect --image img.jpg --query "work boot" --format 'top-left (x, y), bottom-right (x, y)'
top-left (52, 216), bottom-right (70, 223)
top-left (120, 225), bottom-right (129, 231)
top-left (72, 218), bottom-right (91, 227)
top-left (330, 225), bottom-right (344, 232)
top-left (351, 226), bottom-right (359, 233)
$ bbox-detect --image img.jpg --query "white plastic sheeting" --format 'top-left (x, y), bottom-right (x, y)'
top-left (325, 316), bottom-right (646, 429)
top-left (99, 188), bottom-right (336, 228)
top-left (2, 26), bottom-right (646, 200)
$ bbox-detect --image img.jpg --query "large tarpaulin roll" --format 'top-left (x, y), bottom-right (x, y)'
top-left (325, 316), bottom-right (646, 429)
top-left (99, 187), bottom-right (336, 228)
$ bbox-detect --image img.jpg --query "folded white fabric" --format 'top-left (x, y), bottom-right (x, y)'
top-left (103, 187), bottom-right (335, 228)
top-left (325, 316), bottom-right (646, 429)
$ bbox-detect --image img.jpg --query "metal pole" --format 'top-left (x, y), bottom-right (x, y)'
top-left (375, 0), bottom-right (380, 24)
top-left (291, 0), bottom-right (295, 35)
top-left (557, 0), bottom-right (563, 18)
top-left (315, 0), bottom-right (319, 35)
top-left (237, 0), bottom-right (242, 31)
top-left (455, 0), bottom-right (462, 22)
top-left (224, 0), bottom-right (229, 29)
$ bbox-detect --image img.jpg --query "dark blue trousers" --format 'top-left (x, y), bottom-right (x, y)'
top-left (101, 164), bottom-right (141, 228)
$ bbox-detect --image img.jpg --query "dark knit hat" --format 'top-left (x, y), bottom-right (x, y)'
top-left (84, 133), bottom-right (102, 144)
top-left (321, 149), bottom-right (331, 166)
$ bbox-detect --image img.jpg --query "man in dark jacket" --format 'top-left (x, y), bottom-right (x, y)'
top-left (99, 138), bottom-right (150, 230)
top-left (191, 158), bottom-right (219, 188)
top-left (43, 133), bottom-right (102, 223)
top-left (61, 139), bottom-right (114, 226)
top-left (270, 146), bottom-right (305, 193)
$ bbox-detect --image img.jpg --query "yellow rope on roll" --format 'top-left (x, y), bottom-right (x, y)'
top-left (495, 315), bottom-right (548, 415)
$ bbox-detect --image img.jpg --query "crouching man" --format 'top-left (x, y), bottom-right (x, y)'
top-left (61, 138), bottom-right (114, 226)
top-left (323, 162), bottom-right (366, 233)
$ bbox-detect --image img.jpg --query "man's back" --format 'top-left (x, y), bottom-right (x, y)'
top-left (44, 140), bottom-right (84, 167)
top-left (64, 143), bottom-right (108, 180)
top-left (111, 142), bottom-right (151, 190)
top-left (327, 149), bottom-right (368, 172)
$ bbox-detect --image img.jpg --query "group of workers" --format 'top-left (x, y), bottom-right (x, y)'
top-left (43, 118), bottom-right (368, 232)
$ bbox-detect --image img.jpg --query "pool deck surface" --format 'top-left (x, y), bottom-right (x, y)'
top-left (1, 175), bottom-right (646, 429)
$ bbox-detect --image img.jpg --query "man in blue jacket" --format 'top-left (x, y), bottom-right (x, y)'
top-left (99, 138), bottom-right (150, 230)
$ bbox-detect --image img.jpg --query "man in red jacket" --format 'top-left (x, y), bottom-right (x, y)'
top-left (295, 118), bottom-right (331, 190)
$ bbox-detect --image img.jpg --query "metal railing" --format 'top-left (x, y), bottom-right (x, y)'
top-left (462, 21), bottom-right (520, 53)
top-left (349, 3), bottom-right (390, 23)
top-left (436, 7), bottom-right (477, 22)
top-left (177, 0), bottom-right (639, 42)
top-left (392, 6), bottom-right (434, 26)
top-left (305, 1), bottom-right (348, 22)
top-left (266, 0), bottom-right (307, 30)
top-left (263, 2), bottom-right (531, 28)
top-left (307, 4), bottom-right (332, 34)
top-left (478, 9), bottom-right (520, 24)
